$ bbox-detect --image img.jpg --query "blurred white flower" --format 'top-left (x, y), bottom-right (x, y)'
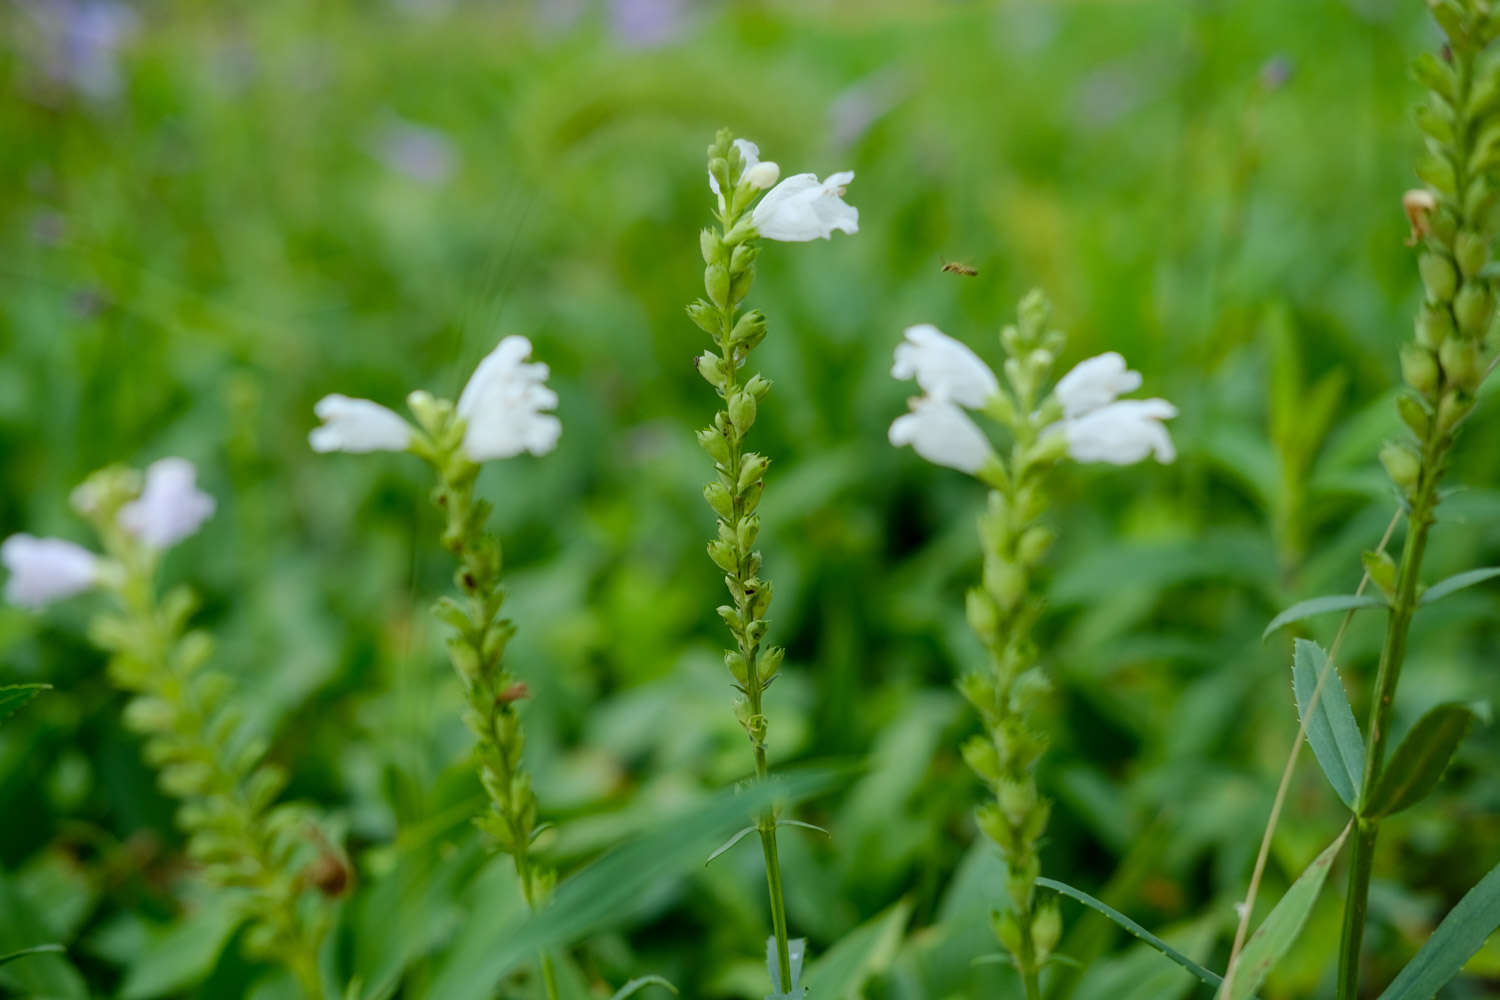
top-left (1054, 352), bottom-right (1142, 419)
top-left (118, 458), bottom-right (216, 549)
top-left (456, 336), bottom-right (562, 461)
top-left (2, 534), bottom-right (100, 609)
top-left (752, 171), bottom-right (858, 242)
top-left (892, 324), bottom-right (999, 409)
top-left (889, 396), bottom-right (995, 475)
top-left (309, 395), bottom-right (415, 454)
top-left (710, 138), bottom-right (777, 194)
top-left (1055, 399), bottom-right (1177, 465)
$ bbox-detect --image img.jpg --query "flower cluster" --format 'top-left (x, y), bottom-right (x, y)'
top-left (3, 457), bottom-right (214, 610)
top-left (888, 326), bottom-right (1176, 474)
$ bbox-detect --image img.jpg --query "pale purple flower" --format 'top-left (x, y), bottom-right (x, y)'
top-left (609, 0), bottom-right (688, 49)
top-left (456, 336), bottom-right (562, 461)
top-left (372, 117), bottom-right (457, 185)
top-left (1055, 399), bottom-right (1177, 465)
top-left (2, 534), bottom-right (100, 609)
top-left (309, 395), bottom-right (414, 454)
top-left (1054, 352), bottom-right (1142, 419)
top-left (892, 324), bottom-right (1000, 409)
top-left (889, 397), bottom-right (995, 475)
top-left (118, 458), bottom-right (215, 549)
top-left (752, 171), bottom-right (858, 242)
top-left (27, 0), bottom-right (139, 102)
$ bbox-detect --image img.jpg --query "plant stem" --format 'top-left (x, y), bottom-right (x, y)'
top-left (1335, 432), bottom-right (1445, 1000)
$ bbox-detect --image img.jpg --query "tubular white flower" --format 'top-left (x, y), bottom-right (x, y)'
top-left (2, 534), bottom-right (100, 609)
top-left (309, 395), bottom-right (415, 454)
top-left (1054, 352), bottom-right (1143, 419)
top-left (892, 324), bottom-right (1000, 409)
top-left (456, 335), bottom-right (562, 461)
top-left (708, 138), bottom-right (764, 195)
top-left (889, 396), bottom-right (995, 475)
top-left (1055, 399), bottom-right (1177, 465)
top-left (751, 170), bottom-right (858, 242)
top-left (743, 160), bottom-right (780, 190)
top-left (118, 458), bottom-right (216, 549)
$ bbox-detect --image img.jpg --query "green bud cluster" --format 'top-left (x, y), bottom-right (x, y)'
top-left (1393, 2), bottom-right (1500, 494)
top-left (75, 466), bottom-right (329, 996)
top-left (962, 291), bottom-right (1069, 985)
top-left (407, 400), bottom-right (555, 909)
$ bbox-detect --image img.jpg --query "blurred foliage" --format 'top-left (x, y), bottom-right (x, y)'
top-left (2, 0), bottom-right (1500, 997)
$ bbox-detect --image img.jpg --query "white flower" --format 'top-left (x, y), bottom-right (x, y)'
top-left (456, 335), bottom-right (562, 461)
top-left (309, 395), bottom-right (415, 454)
top-left (1054, 352), bottom-right (1143, 419)
top-left (892, 324), bottom-right (1000, 409)
top-left (1055, 399), bottom-right (1177, 465)
top-left (752, 170), bottom-right (858, 242)
top-left (2, 534), bottom-right (100, 609)
top-left (888, 396), bottom-right (995, 475)
top-left (118, 458), bottom-right (216, 549)
top-left (710, 138), bottom-right (777, 194)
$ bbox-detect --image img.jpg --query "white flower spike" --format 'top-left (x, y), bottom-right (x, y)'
top-left (1054, 352), bottom-right (1143, 419)
top-left (309, 395), bottom-right (415, 454)
top-left (892, 324), bottom-right (1000, 409)
top-left (1056, 399), bottom-right (1177, 465)
top-left (456, 335), bottom-right (562, 461)
top-left (752, 171), bottom-right (858, 242)
top-left (709, 138), bottom-right (778, 194)
top-left (2, 534), bottom-right (100, 609)
top-left (118, 458), bottom-right (216, 550)
top-left (888, 396), bottom-right (995, 475)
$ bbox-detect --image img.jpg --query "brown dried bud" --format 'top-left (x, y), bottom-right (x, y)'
top-left (498, 682), bottom-right (530, 705)
top-left (1404, 189), bottom-right (1438, 247)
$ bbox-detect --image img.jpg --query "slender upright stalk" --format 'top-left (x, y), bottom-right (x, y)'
top-left (688, 129), bottom-right (794, 988)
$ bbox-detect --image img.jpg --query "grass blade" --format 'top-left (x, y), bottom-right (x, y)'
top-left (1419, 566), bottom-right (1500, 604)
top-left (1262, 595), bottom-right (1384, 639)
top-left (608, 975), bottom-right (678, 999)
top-left (1376, 859), bottom-right (1500, 1000)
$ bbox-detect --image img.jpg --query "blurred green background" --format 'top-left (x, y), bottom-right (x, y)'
top-left (3, 0), bottom-right (1500, 997)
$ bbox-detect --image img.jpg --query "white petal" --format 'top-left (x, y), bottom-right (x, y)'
top-left (456, 336), bottom-right (562, 461)
top-left (1054, 352), bottom-right (1143, 419)
top-left (118, 458), bottom-right (216, 549)
top-left (709, 138), bottom-right (763, 194)
top-left (2, 534), bottom-right (100, 609)
top-left (752, 170), bottom-right (858, 242)
top-left (891, 324), bottom-right (999, 409)
top-left (309, 395), bottom-right (414, 453)
top-left (1056, 398), bottom-right (1177, 465)
top-left (889, 397), bottom-right (994, 475)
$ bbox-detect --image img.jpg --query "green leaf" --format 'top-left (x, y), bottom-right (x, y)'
top-left (802, 900), bottom-right (912, 999)
top-left (1262, 595), bottom-right (1385, 639)
top-left (0, 684), bottom-right (50, 726)
top-left (1291, 640), bottom-right (1365, 810)
top-left (1376, 859), bottom-right (1500, 1000)
top-left (1363, 704), bottom-right (1475, 820)
top-left (1223, 824), bottom-right (1351, 1000)
top-left (607, 975), bottom-right (678, 1000)
top-left (0, 944), bottom-right (65, 968)
top-left (1036, 878), bottom-right (1224, 990)
top-left (118, 896), bottom-right (244, 999)
top-left (428, 767), bottom-right (841, 1000)
top-left (704, 825), bottom-right (756, 866)
top-left (1419, 566), bottom-right (1500, 604)
top-left (0, 870), bottom-right (86, 999)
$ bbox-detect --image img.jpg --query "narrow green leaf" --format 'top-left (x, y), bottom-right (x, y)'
top-left (1262, 595), bottom-right (1385, 639)
top-left (0, 944), bottom-right (65, 968)
top-left (1224, 824), bottom-right (1351, 1000)
top-left (1036, 878), bottom-right (1224, 990)
top-left (1291, 640), bottom-right (1365, 809)
top-left (704, 825), bottom-right (756, 866)
top-left (0, 684), bottom-right (51, 725)
top-left (778, 819), bottom-right (831, 838)
top-left (802, 900), bottom-right (912, 999)
top-left (607, 975), bottom-right (678, 1000)
top-left (1419, 566), bottom-right (1500, 604)
top-left (1363, 704), bottom-right (1475, 820)
top-left (1376, 859), bottom-right (1500, 1000)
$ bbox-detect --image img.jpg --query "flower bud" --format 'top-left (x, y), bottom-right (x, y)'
top-left (1397, 392), bottom-right (1431, 436)
top-left (744, 373), bottom-right (773, 401)
top-left (699, 228), bottom-right (724, 266)
top-left (1454, 281), bottom-right (1492, 338)
top-left (1400, 344), bottom-right (1440, 395)
top-left (1017, 525), bottom-right (1056, 567)
top-left (728, 390), bottom-right (757, 434)
top-left (1455, 230), bottom-right (1488, 276)
top-left (1032, 901), bottom-right (1063, 961)
top-left (703, 481), bottom-right (734, 520)
top-left (1420, 252), bottom-right (1459, 302)
top-left (1440, 334), bottom-right (1481, 391)
top-left (729, 310), bottom-right (766, 348)
top-left (966, 586), bottom-right (999, 636)
top-left (1379, 440), bottom-right (1421, 495)
top-left (1416, 303), bottom-right (1455, 348)
top-left (685, 299), bottom-right (718, 335)
top-left (707, 539), bottom-right (738, 573)
top-left (704, 262), bottom-right (730, 309)
top-left (1436, 389), bottom-right (1473, 435)
top-left (696, 425), bottom-right (731, 464)
top-left (737, 452), bottom-right (769, 493)
top-left (729, 242), bottom-right (759, 274)
top-left (962, 737), bottom-right (1002, 783)
top-left (758, 645), bottom-right (784, 681)
top-left (1362, 549), bottom-right (1398, 600)
top-left (695, 352), bottom-right (728, 390)
top-left (736, 514), bottom-right (759, 550)
top-left (743, 160), bottom-right (780, 189)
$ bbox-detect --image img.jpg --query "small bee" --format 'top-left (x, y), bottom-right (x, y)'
top-left (940, 258), bottom-right (978, 277)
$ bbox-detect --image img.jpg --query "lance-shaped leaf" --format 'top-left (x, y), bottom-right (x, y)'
top-left (1376, 859), bottom-right (1500, 1000)
top-left (1291, 640), bottom-right (1365, 810)
top-left (0, 683), bottom-right (50, 726)
top-left (608, 975), bottom-right (678, 1000)
top-left (1262, 595), bottom-right (1385, 639)
top-left (1419, 566), bottom-right (1500, 605)
top-left (1363, 704), bottom-right (1475, 820)
top-left (1222, 824), bottom-right (1351, 1000)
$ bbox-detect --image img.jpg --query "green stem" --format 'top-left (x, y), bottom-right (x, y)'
top-left (1335, 433), bottom-right (1444, 1000)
